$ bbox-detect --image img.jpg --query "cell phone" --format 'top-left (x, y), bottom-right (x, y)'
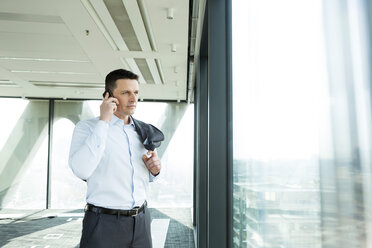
top-left (102, 89), bottom-right (113, 98)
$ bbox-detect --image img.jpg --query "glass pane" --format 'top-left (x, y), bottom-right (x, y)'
top-left (134, 102), bottom-right (194, 208)
top-left (51, 100), bottom-right (98, 208)
top-left (232, 0), bottom-right (372, 247)
top-left (0, 99), bottom-right (49, 209)
top-left (51, 100), bottom-right (193, 209)
top-left (232, 1), bottom-right (326, 247)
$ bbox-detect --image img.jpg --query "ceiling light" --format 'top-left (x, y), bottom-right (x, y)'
top-left (0, 57), bottom-right (89, 63)
top-left (0, 80), bottom-right (18, 87)
top-left (167, 8), bottom-right (174, 19)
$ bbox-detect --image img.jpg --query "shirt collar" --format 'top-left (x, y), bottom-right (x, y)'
top-left (109, 114), bottom-right (135, 127)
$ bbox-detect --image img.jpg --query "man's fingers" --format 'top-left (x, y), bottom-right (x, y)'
top-left (146, 159), bottom-right (160, 168)
top-left (111, 98), bottom-right (119, 105)
top-left (146, 156), bottom-right (159, 164)
top-left (104, 92), bottom-right (109, 100)
top-left (151, 150), bottom-right (157, 157)
top-left (107, 97), bottom-right (119, 105)
top-left (142, 154), bottom-right (149, 163)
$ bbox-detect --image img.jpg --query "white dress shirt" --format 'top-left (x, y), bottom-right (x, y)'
top-left (69, 115), bottom-right (157, 210)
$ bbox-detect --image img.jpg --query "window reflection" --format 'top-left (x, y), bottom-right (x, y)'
top-left (233, 0), bottom-right (372, 247)
top-left (233, 0), bottom-right (325, 247)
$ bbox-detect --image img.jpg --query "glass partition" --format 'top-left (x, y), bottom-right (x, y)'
top-left (232, 0), bottom-right (372, 247)
top-left (232, 0), bottom-right (326, 247)
top-left (50, 100), bottom-right (193, 209)
top-left (0, 99), bottom-right (49, 209)
top-left (51, 100), bottom-right (98, 208)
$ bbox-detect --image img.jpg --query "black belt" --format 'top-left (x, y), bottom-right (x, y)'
top-left (85, 201), bottom-right (147, 217)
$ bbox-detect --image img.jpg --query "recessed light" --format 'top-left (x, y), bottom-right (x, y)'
top-left (11, 70), bottom-right (95, 75)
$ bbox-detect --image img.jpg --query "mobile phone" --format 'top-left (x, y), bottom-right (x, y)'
top-left (102, 89), bottom-right (113, 98)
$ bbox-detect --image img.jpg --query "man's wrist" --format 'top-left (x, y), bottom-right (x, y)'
top-left (151, 171), bottom-right (160, 176)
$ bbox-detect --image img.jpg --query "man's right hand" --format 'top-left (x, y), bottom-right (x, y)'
top-left (100, 92), bottom-right (119, 123)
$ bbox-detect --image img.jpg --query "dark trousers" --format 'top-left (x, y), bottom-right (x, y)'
top-left (79, 206), bottom-right (152, 248)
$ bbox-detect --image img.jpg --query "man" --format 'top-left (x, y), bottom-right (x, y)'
top-left (69, 69), bottom-right (162, 248)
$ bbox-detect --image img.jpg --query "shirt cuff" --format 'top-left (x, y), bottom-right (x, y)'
top-left (149, 171), bottom-right (160, 182)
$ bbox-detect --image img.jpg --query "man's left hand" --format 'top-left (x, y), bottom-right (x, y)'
top-left (142, 150), bottom-right (161, 176)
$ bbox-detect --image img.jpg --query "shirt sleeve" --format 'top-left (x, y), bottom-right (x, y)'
top-left (69, 120), bottom-right (109, 180)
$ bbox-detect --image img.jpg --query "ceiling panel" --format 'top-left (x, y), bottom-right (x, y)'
top-left (0, 0), bottom-right (190, 101)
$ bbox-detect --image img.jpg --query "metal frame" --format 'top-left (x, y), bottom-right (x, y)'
top-left (194, 0), bottom-right (232, 246)
top-left (46, 99), bottom-right (54, 209)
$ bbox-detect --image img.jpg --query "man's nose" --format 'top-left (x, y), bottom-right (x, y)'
top-left (129, 93), bottom-right (137, 101)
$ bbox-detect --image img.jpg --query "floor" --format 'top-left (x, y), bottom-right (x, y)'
top-left (0, 208), bottom-right (194, 248)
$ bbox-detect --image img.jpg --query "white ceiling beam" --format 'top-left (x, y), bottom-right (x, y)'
top-left (122, 0), bottom-right (163, 84)
top-left (0, 84), bottom-right (185, 101)
top-left (0, 66), bottom-right (37, 90)
top-left (87, 0), bottom-right (128, 51)
top-left (85, 0), bottom-right (146, 84)
top-left (121, 0), bottom-right (151, 51)
top-left (95, 50), bottom-right (181, 59)
top-left (120, 57), bottom-right (146, 85)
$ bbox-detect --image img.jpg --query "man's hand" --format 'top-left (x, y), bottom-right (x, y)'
top-left (100, 92), bottom-right (119, 123)
top-left (142, 150), bottom-right (161, 176)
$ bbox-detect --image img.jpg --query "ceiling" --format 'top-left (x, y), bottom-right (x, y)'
top-left (0, 0), bottom-right (192, 102)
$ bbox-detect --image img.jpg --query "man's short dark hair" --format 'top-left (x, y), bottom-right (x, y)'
top-left (105, 69), bottom-right (139, 94)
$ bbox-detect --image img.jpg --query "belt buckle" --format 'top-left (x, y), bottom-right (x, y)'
top-left (132, 207), bottom-right (140, 216)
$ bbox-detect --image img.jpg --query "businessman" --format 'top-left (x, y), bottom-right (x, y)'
top-left (69, 69), bottom-right (162, 247)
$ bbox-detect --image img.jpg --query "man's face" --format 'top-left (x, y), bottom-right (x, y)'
top-left (113, 79), bottom-right (139, 117)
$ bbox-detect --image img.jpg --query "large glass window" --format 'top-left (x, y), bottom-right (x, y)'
top-left (50, 100), bottom-right (96, 208)
top-left (0, 96), bottom-right (193, 210)
top-left (232, 0), bottom-right (372, 247)
top-left (50, 100), bottom-right (193, 209)
top-left (106, 101), bottom-right (194, 208)
top-left (0, 99), bottom-right (49, 209)
top-left (134, 102), bottom-right (194, 208)
top-left (232, 1), bottom-right (326, 247)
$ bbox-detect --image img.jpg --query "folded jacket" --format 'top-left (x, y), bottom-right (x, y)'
top-left (131, 117), bottom-right (164, 151)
